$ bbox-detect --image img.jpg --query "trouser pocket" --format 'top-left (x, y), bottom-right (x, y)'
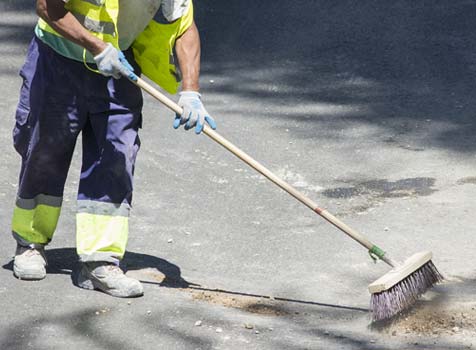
top-left (12, 109), bottom-right (31, 158)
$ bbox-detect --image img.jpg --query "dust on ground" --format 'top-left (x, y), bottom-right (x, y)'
top-left (187, 289), bottom-right (290, 316)
top-left (126, 267), bottom-right (290, 316)
top-left (188, 288), bottom-right (476, 338)
top-left (127, 267), bottom-right (476, 337)
top-left (376, 302), bottom-right (476, 338)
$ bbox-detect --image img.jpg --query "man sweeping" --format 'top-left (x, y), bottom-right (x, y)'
top-left (10, 0), bottom-right (215, 297)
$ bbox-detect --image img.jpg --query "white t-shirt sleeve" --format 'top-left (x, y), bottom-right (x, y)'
top-left (161, 0), bottom-right (190, 22)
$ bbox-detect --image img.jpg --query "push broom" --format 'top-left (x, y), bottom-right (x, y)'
top-left (125, 72), bottom-right (443, 321)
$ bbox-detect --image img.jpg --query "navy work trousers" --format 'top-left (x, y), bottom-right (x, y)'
top-left (12, 37), bottom-right (143, 263)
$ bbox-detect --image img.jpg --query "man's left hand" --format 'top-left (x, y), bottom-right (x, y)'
top-left (173, 91), bottom-right (216, 134)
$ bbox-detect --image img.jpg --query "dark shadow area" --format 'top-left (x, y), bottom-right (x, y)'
top-left (0, 307), bottom-right (214, 350)
top-left (0, 23), bottom-right (35, 44)
top-left (2, 252), bottom-right (473, 349)
top-left (194, 0), bottom-right (476, 153)
top-left (0, 0), bottom-right (32, 11)
top-left (3, 1), bottom-right (476, 153)
top-left (0, 308), bottom-right (140, 350)
top-left (0, 2), bottom-right (36, 45)
top-left (3, 247), bottom-right (368, 313)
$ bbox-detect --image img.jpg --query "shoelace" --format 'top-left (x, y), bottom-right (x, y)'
top-left (102, 264), bottom-right (123, 275)
top-left (23, 249), bottom-right (41, 257)
top-left (21, 248), bottom-right (47, 264)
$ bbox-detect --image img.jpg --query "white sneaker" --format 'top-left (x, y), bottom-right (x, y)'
top-left (74, 262), bottom-right (143, 298)
top-left (13, 245), bottom-right (47, 280)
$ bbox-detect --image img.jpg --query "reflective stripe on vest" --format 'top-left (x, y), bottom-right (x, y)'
top-left (83, 0), bottom-right (106, 6)
top-left (73, 13), bottom-right (116, 35)
top-left (37, 0), bottom-right (119, 48)
top-left (132, 1), bottom-right (194, 94)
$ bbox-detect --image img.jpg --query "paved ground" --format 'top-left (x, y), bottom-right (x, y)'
top-left (1, 1), bottom-right (476, 349)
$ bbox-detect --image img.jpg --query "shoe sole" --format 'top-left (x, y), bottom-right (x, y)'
top-left (13, 268), bottom-right (46, 281)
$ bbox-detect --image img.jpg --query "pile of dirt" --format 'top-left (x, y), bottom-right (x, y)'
top-left (383, 303), bottom-right (476, 337)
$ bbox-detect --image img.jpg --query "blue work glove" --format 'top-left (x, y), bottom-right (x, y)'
top-left (173, 91), bottom-right (217, 134)
top-left (93, 43), bottom-right (134, 79)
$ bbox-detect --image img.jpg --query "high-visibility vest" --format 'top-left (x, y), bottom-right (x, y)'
top-left (38, 0), bottom-right (121, 55)
top-left (37, 0), bottom-right (193, 94)
top-left (133, 3), bottom-right (193, 94)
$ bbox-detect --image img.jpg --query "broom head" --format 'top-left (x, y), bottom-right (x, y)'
top-left (368, 251), bottom-right (443, 321)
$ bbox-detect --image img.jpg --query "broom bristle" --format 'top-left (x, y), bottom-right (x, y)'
top-left (370, 260), bottom-right (443, 321)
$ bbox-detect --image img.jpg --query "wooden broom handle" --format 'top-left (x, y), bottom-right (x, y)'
top-left (133, 76), bottom-right (376, 251)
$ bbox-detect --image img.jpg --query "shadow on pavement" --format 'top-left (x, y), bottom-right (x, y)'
top-left (2, 247), bottom-right (193, 288)
top-left (193, 0), bottom-right (476, 153)
top-left (0, 307), bottom-right (215, 350)
top-left (2, 252), bottom-right (473, 349)
top-left (3, 247), bottom-right (369, 313)
top-left (3, 0), bottom-right (476, 154)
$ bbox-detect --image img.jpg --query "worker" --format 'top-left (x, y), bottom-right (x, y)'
top-left (10, 0), bottom-right (215, 297)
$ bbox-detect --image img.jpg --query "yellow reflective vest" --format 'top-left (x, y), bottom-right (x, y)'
top-left (38, 0), bottom-right (194, 94)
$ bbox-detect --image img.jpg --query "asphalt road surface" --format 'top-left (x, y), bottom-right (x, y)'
top-left (1, 1), bottom-right (476, 349)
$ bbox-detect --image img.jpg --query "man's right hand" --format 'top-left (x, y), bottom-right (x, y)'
top-left (93, 43), bottom-right (134, 79)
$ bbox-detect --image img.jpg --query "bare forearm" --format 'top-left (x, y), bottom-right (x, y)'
top-left (36, 0), bottom-right (106, 55)
top-left (175, 21), bottom-right (201, 91)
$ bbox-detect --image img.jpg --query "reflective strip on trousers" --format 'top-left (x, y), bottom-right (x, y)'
top-left (76, 200), bottom-right (130, 261)
top-left (11, 195), bottom-right (62, 245)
